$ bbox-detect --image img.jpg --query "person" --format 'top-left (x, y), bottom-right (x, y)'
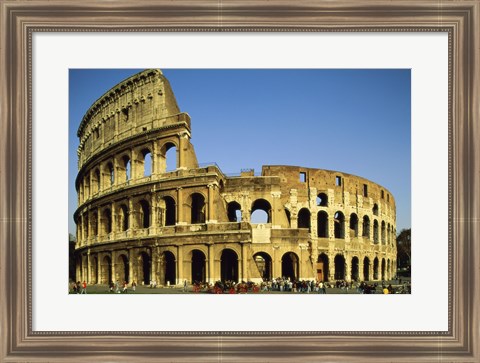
top-left (318, 281), bottom-right (324, 294)
top-left (123, 281), bottom-right (128, 293)
top-left (183, 280), bottom-right (187, 292)
top-left (109, 281), bottom-right (114, 293)
top-left (383, 286), bottom-right (389, 294)
top-left (115, 280), bottom-right (120, 293)
top-left (132, 281), bottom-right (136, 292)
top-left (81, 280), bottom-right (87, 294)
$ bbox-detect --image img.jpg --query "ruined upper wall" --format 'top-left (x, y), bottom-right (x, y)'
top-left (76, 69), bottom-right (190, 168)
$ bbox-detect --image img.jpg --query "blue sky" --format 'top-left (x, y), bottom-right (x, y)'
top-left (69, 69), bottom-right (411, 235)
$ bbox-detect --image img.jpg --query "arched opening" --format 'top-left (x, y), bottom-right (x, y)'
top-left (227, 201), bottom-right (242, 222)
top-left (107, 162), bottom-right (114, 186)
top-left (119, 204), bottom-right (128, 231)
top-left (142, 149), bottom-right (152, 177)
top-left (281, 252), bottom-right (299, 281)
top-left (373, 257), bottom-right (379, 280)
top-left (316, 192), bottom-right (328, 207)
top-left (381, 258), bottom-right (386, 280)
top-left (92, 211), bottom-right (98, 236)
top-left (138, 252), bottom-right (150, 285)
top-left (363, 257), bottom-right (370, 281)
top-left (253, 252), bottom-right (272, 281)
top-left (387, 259), bottom-right (391, 279)
top-left (190, 193), bottom-right (206, 224)
top-left (84, 174), bottom-right (90, 198)
top-left (381, 221), bottom-right (386, 244)
top-left (297, 208), bottom-right (311, 231)
top-left (221, 249), bottom-right (238, 282)
top-left (373, 220), bottom-right (379, 244)
top-left (103, 208), bottom-right (112, 235)
top-left (164, 251), bottom-right (176, 286)
top-left (334, 211), bottom-right (345, 239)
top-left (102, 256), bottom-right (112, 284)
top-left (317, 253), bottom-right (329, 281)
top-left (123, 155), bottom-right (131, 181)
top-left (139, 200), bottom-right (150, 228)
top-left (387, 224), bottom-right (391, 245)
top-left (163, 196), bottom-right (176, 226)
top-left (317, 211), bottom-right (328, 238)
top-left (362, 215), bottom-right (370, 238)
top-left (251, 199), bottom-right (272, 223)
top-left (191, 250), bottom-right (206, 283)
top-left (117, 254), bottom-right (129, 283)
top-left (334, 254), bottom-right (345, 280)
top-left (349, 213), bottom-right (359, 238)
top-left (351, 256), bottom-right (359, 281)
top-left (165, 143), bottom-right (177, 172)
top-left (373, 203), bottom-right (379, 216)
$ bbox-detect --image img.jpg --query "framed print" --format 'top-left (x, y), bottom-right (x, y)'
top-left (1, 0), bottom-right (479, 361)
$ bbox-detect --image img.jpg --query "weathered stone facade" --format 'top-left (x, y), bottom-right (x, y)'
top-left (74, 69), bottom-right (397, 286)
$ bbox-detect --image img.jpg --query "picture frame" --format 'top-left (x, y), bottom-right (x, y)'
top-left (1, 0), bottom-right (479, 361)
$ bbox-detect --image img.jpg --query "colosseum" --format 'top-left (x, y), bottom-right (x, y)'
top-left (74, 69), bottom-right (397, 287)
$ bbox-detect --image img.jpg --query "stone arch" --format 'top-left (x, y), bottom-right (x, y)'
top-left (285, 208), bottom-right (291, 227)
top-left (317, 211), bottom-right (328, 238)
top-left (253, 252), bottom-right (272, 281)
top-left (190, 249), bottom-right (206, 283)
top-left (373, 257), bottom-right (379, 280)
top-left (251, 198), bottom-right (272, 223)
top-left (373, 203), bottom-right (379, 216)
top-left (141, 147), bottom-right (153, 177)
top-left (138, 251), bottom-right (151, 285)
top-left (118, 203), bottom-right (129, 231)
top-left (121, 154), bottom-right (131, 182)
top-left (92, 168), bottom-right (101, 194)
top-left (316, 253), bottom-right (329, 282)
top-left (91, 210), bottom-right (98, 236)
top-left (163, 251), bottom-right (176, 286)
top-left (297, 208), bottom-right (311, 231)
top-left (334, 254), bottom-right (346, 280)
top-left (227, 201), bottom-right (242, 222)
top-left (102, 208), bottom-right (112, 235)
top-left (373, 220), bottom-right (379, 244)
top-left (162, 141), bottom-right (178, 172)
top-left (349, 213), bottom-right (359, 238)
top-left (106, 161), bottom-right (114, 187)
top-left (316, 192), bottom-right (328, 207)
top-left (189, 192), bottom-right (206, 224)
top-left (138, 199), bottom-right (151, 228)
top-left (387, 259), bottom-right (391, 279)
top-left (381, 258), bottom-right (386, 280)
top-left (334, 211), bottom-right (345, 239)
top-left (362, 215), bottom-right (370, 238)
top-left (91, 256), bottom-right (98, 284)
top-left (281, 252), bottom-right (299, 281)
top-left (221, 249), bottom-right (239, 282)
top-left (381, 221), bottom-right (386, 244)
top-left (159, 195), bottom-right (176, 226)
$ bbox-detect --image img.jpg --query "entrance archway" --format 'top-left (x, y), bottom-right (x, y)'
top-left (221, 249), bottom-right (238, 282)
top-left (253, 252), bottom-right (272, 280)
top-left (334, 254), bottom-right (345, 280)
top-left (381, 258), bottom-right (386, 280)
top-left (373, 257), bottom-right (379, 280)
top-left (191, 250), bottom-right (206, 283)
top-left (117, 254), bottom-right (129, 283)
top-left (164, 251), bottom-right (176, 285)
top-left (281, 252), bottom-right (299, 281)
top-left (138, 252), bottom-right (151, 285)
top-left (316, 253), bottom-right (329, 281)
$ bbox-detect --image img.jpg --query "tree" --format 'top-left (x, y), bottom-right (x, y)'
top-left (396, 228), bottom-right (411, 271)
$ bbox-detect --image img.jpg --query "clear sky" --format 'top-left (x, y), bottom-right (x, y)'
top-left (69, 69), bottom-right (411, 236)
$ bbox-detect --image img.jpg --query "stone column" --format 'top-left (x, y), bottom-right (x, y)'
top-left (344, 216), bottom-right (350, 242)
top-left (207, 184), bottom-right (216, 223)
top-left (151, 248), bottom-right (158, 285)
top-left (241, 243), bottom-right (248, 282)
top-left (328, 216), bottom-right (335, 240)
top-left (345, 258), bottom-right (351, 282)
top-left (271, 191), bottom-right (281, 228)
top-left (86, 252), bottom-right (91, 283)
top-left (328, 256), bottom-right (335, 281)
top-left (131, 148), bottom-right (137, 180)
top-left (113, 157), bottom-right (119, 186)
top-left (111, 202), bottom-right (116, 238)
top-left (111, 251), bottom-right (117, 283)
top-left (178, 133), bottom-right (184, 169)
top-left (128, 249), bottom-right (134, 284)
top-left (177, 245), bottom-right (184, 285)
top-left (176, 187), bottom-right (184, 224)
top-left (208, 244), bottom-right (215, 283)
top-left (369, 260), bottom-right (374, 281)
top-left (151, 194), bottom-right (157, 234)
top-left (358, 258), bottom-right (364, 281)
top-left (128, 198), bottom-right (134, 234)
top-left (272, 246), bottom-right (280, 279)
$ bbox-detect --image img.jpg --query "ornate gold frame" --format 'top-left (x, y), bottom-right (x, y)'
top-left (1, 0), bottom-right (479, 361)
